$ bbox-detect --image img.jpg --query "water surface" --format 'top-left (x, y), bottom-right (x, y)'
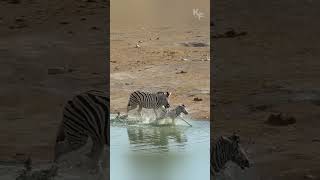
top-left (110, 114), bottom-right (210, 180)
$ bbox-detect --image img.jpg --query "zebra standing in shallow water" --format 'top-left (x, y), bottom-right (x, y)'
top-left (127, 91), bottom-right (171, 118)
top-left (54, 90), bottom-right (109, 172)
top-left (211, 134), bottom-right (250, 177)
top-left (156, 104), bottom-right (189, 124)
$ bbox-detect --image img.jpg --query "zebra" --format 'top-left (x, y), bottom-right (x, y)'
top-left (156, 104), bottom-right (189, 124)
top-left (211, 134), bottom-right (250, 176)
top-left (127, 91), bottom-right (171, 118)
top-left (53, 90), bottom-right (109, 172)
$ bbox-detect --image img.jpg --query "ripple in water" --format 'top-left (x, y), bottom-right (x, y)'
top-left (110, 114), bottom-right (210, 180)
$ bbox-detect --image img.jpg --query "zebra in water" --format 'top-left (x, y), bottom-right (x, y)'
top-left (156, 104), bottom-right (189, 124)
top-left (54, 90), bottom-right (109, 172)
top-left (127, 91), bottom-right (171, 118)
top-left (211, 134), bottom-right (250, 176)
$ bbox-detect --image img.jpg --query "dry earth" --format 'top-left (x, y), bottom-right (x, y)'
top-left (0, 0), bottom-right (108, 179)
top-left (213, 0), bottom-right (320, 179)
top-left (110, 0), bottom-right (210, 120)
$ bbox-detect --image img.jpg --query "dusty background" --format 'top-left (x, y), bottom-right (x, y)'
top-left (213, 0), bottom-right (320, 179)
top-left (110, 0), bottom-right (210, 120)
top-left (0, 0), bottom-right (108, 166)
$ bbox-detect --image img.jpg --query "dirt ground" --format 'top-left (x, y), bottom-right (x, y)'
top-left (0, 0), bottom-right (108, 172)
top-left (213, 0), bottom-right (320, 179)
top-left (110, 0), bottom-right (210, 120)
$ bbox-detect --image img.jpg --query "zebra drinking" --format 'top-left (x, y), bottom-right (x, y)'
top-left (156, 104), bottom-right (189, 124)
top-left (54, 90), bottom-right (109, 172)
top-left (127, 91), bottom-right (171, 118)
top-left (211, 134), bottom-right (250, 176)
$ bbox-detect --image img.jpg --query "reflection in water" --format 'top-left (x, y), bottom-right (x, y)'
top-left (126, 125), bottom-right (188, 152)
top-left (111, 118), bottom-right (210, 180)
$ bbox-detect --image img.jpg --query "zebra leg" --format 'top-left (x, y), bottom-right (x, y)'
top-left (54, 140), bottom-right (86, 162)
top-left (137, 105), bottom-right (143, 117)
top-left (153, 108), bottom-right (158, 118)
top-left (171, 117), bottom-right (175, 125)
top-left (87, 141), bottom-right (104, 172)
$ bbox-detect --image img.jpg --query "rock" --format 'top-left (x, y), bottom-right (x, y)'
top-left (304, 174), bottom-right (316, 179)
top-left (59, 21), bottom-right (70, 25)
top-left (48, 67), bottom-right (67, 75)
top-left (91, 26), bottom-right (99, 30)
top-left (8, 0), bottom-right (21, 4)
top-left (176, 70), bottom-right (187, 74)
top-left (193, 97), bottom-right (202, 101)
top-left (265, 113), bottom-right (296, 126)
top-left (15, 17), bottom-right (24, 22)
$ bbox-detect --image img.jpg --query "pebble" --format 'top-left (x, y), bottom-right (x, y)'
top-left (304, 174), bottom-right (316, 179)
top-left (48, 67), bottom-right (67, 75)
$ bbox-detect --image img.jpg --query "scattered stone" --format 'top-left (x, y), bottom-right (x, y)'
top-left (213, 28), bottom-right (248, 39)
top-left (193, 97), bottom-right (203, 102)
top-left (59, 21), bottom-right (69, 25)
top-left (156, 37), bottom-right (160, 40)
top-left (135, 43), bottom-right (141, 48)
top-left (181, 42), bottom-right (208, 47)
top-left (91, 26), bottom-right (100, 30)
top-left (265, 113), bottom-right (296, 126)
top-left (67, 30), bottom-right (74, 34)
top-left (176, 70), bottom-right (187, 74)
top-left (181, 58), bottom-right (189, 61)
top-left (48, 67), bottom-right (67, 75)
top-left (80, 17), bottom-right (86, 21)
top-left (248, 104), bottom-right (272, 112)
top-left (304, 174), bottom-right (316, 179)
top-left (8, 0), bottom-right (21, 4)
top-left (15, 17), bottom-right (24, 22)
top-left (312, 139), bottom-right (320, 143)
top-left (138, 40), bottom-right (143, 43)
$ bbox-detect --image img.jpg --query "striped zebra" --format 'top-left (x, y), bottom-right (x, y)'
top-left (54, 90), bottom-right (109, 171)
top-left (127, 91), bottom-right (171, 118)
top-left (156, 104), bottom-right (189, 124)
top-left (211, 134), bottom-right (250, 176)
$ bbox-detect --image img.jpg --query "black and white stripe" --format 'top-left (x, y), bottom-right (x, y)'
top-left (54, 90), bottom-right (109, 169)
top-left (156, 104), bottom-right (188, 123)
top-left (211, 134), bottom-right (250, 175)
top-left (127, 91), bottom-right (171, 117)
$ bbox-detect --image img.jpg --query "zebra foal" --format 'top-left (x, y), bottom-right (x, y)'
top-left (127, 91), bottom-right (171, 118)
top-left (156, 104), bottom-right (189, 124)
top-left (211, 134), bottom-right (250, 176)
top-left (54, 90), bottom-right (109, 171)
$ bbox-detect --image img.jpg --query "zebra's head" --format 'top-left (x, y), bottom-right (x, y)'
top-left (227, 134), bottom-right (250, 170)
top-left (178, 104), bottom-right (188, 115)
top-left (157, 91), bottom-right (171, 108)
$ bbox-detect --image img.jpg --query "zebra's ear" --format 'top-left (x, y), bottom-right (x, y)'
top-left (231, 133), bottom-right (240, 143)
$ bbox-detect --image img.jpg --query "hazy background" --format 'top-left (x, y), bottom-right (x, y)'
top-left (111, 0), bottom-right (209, 29)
